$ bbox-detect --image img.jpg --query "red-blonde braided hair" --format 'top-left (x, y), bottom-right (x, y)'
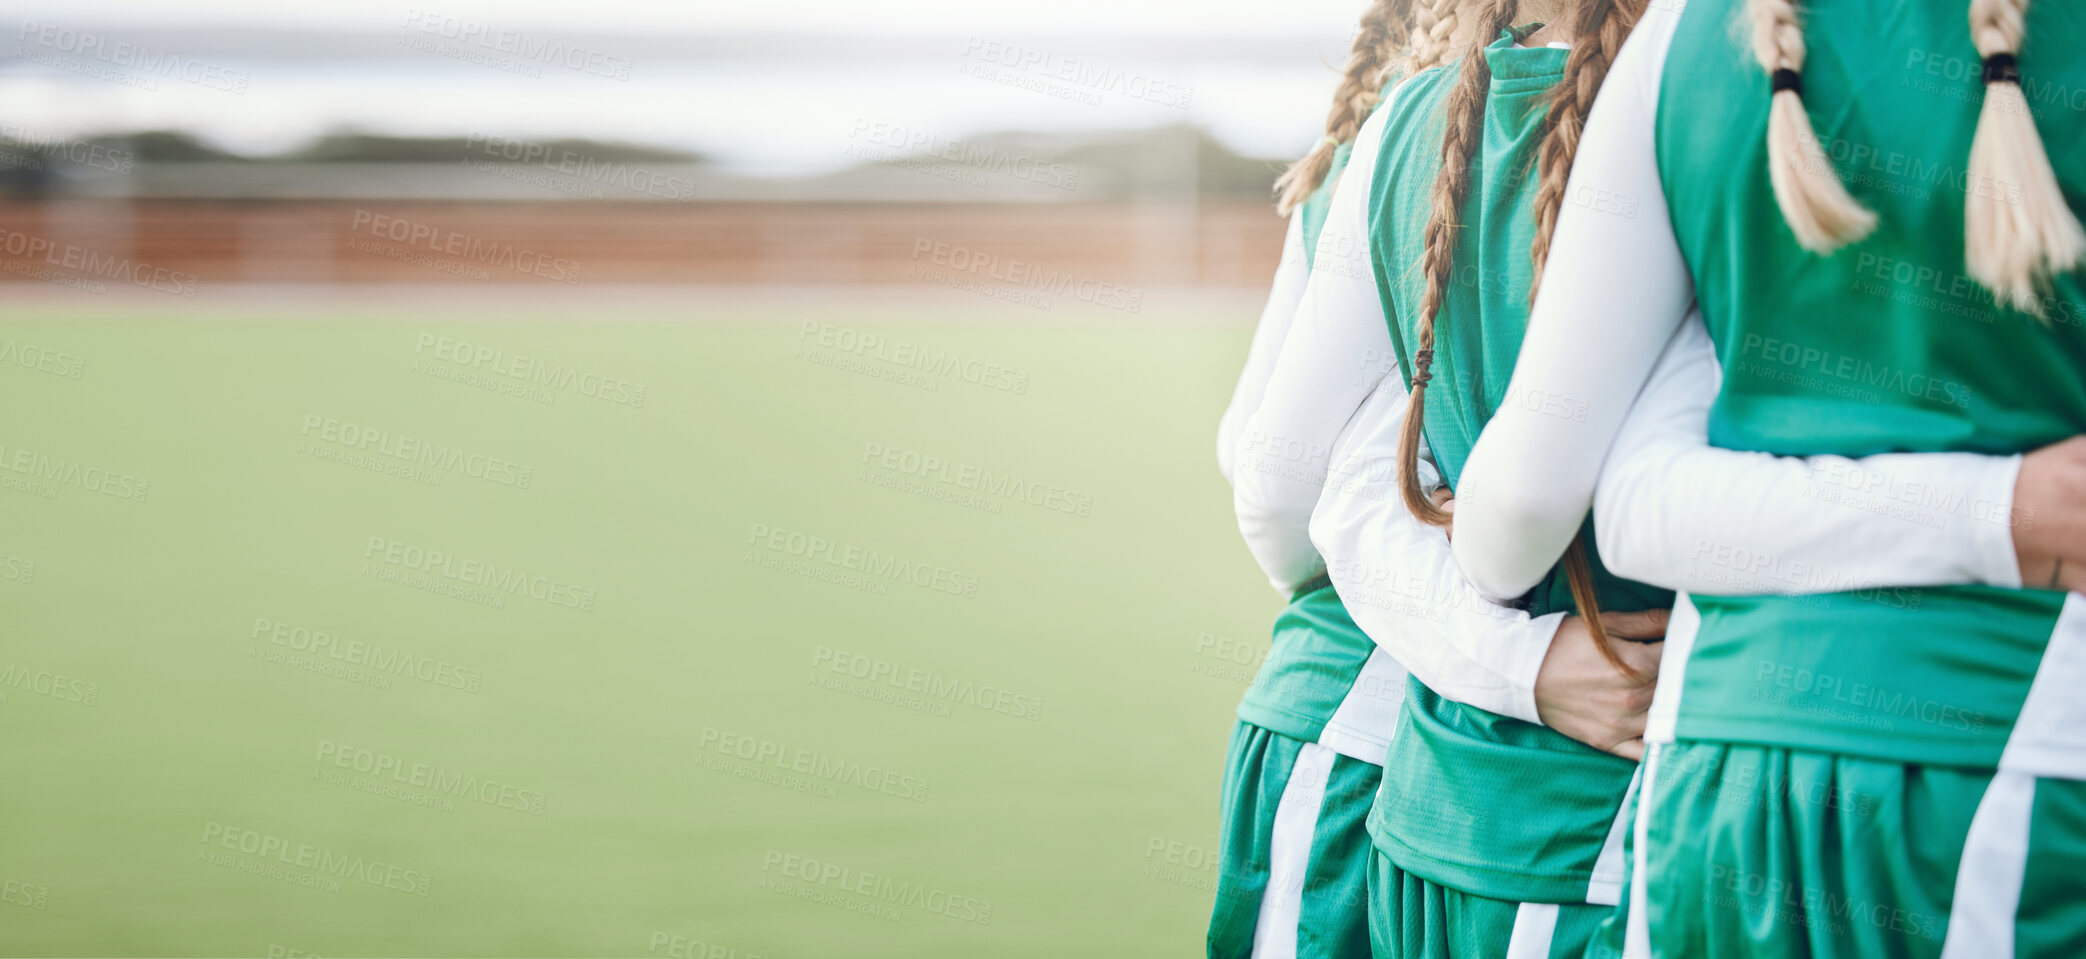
top-left (1275, 0), bottom-right (1440, 214)
top-left (1396, 0), bottom-right (1650, 674)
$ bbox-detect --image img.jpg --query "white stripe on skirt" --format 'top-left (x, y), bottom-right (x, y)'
top-left (1622, 742), bottom-right (1660, 959)
top-left (1643, 594), bottom-right (1698, 746)
top-left (1587, 764), bottom-right (1643, 907)
top-left (1505, 902), bottom-right (1561, 959)
top-left (1939, 771), bottom-right (2034, 958)
top-left (1252, 741), bottom-right (1335, 959)
top-left (1939, 592), bottom-right (2086, 956)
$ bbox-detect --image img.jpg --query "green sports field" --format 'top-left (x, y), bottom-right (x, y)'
top-left (0, 294), bottom-right (1281, 958)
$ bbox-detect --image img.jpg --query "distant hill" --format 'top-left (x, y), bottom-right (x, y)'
top-left (817, 124), bottom-right (1288, 203)
top-left (2, 127), bottom-right (1288, 203)
top-left (281, 133), bottom-right (702, 165)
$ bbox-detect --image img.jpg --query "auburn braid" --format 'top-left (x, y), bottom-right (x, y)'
top-left (1529, 0), bottom-right (1653, 675)
top-left (1275, 0), bottom-right (1417, 214)
top-left (1405, 0), bottom-right (1651, 675)
top-left (1396, 0), bottom-right (1520, 530)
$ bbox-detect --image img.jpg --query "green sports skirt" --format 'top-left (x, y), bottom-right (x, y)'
top-left (1366, 848), bottom-right (1615, 959)
top-left (1595, 740), bottom-right (2086, 958)
top-left (1208, 720), bottom-right (1382, 959)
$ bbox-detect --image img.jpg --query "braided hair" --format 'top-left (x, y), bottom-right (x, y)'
top-left (1964, 0), bottom-right (2084, 314)
top-left (1396, 0), bottom-right (1651, 674)
top-left (1748, 0), bottom-right (2081, 314)
top-left (1747, 0), bottom-right (1878, 252)
top-left (1275, 0), bottom-right (1423, 214)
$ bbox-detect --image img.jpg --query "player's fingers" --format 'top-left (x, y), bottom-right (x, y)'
top-left (1609, 737), bottom-right (1646, 762)
top-left (1619, 636), bottom-right (1665, 673)
top-left (1605, 608), bottom-right (1671, 641)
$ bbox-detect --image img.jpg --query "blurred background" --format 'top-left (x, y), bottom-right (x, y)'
top-left (0, 0), bottom-right (1371, 291)
top-left (0, 1), bottom-right (1371, 955)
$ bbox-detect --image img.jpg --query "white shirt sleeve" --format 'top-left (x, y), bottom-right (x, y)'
top-left (1232, 104), bottom-right (1404, 594)
top-left (1448, 4), bottom-right (1692, 602)
top-left (1236, 75), bottom-right (1565, 725)
top-left (1217, 212), bottom-right (1312, 486)
top-left (1592, 313), bottom-right (2023, 593)
top-left (1311, 381), bottom-right (1565, 725)
top-left (1452, 3), bottom-right (2025, 602)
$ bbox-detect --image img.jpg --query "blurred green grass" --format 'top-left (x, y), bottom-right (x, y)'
top-left (0, 297), bottom-right (1282, 958)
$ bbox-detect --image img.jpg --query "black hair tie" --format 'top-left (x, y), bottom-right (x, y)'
top-left (1770, 68), bottom-right (1803, 95)
top-left (1982, 53), bottom-right (2020, 85)
top-left (1411, 348), bottom-right (1434, 388)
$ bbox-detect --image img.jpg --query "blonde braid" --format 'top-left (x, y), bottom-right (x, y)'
top-left (1965, 0), bottom-right (2084, 315)
top-left (1274, 0), bottom-right (1418, 214)
top-left (1395, 0), bottom-right (1519, 531)
top-left (1748, 0), bottom-right (1877, 252)
top-left (1409, 0), bottom-right (1465, 72)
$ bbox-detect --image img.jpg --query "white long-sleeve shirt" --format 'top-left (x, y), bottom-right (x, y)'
top-left (1450, 1), bottom-right (2024, 603)
top-left (1235, 86), bottom-right (1563, 724)
top-left (1216, 212), bottom-right (1312, 486)
top-left (1235, 28), bottom-right (2024, 723)
top-left (1232, 100), bottom-right (1407, 596)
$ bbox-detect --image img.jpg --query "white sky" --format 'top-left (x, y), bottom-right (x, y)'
top-left (0, 0), bottom-right (1371, 37)
top-left (0, 0), bottom-right (1374, 174)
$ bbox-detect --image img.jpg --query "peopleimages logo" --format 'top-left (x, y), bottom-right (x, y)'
top-left (348, 210), bottom-right (581, 283)
top-left (0, 227), bottom-right (198, 296)
top-left (461, 133), bottom-right (692, 201)
top-left (299, 414), bottom-right (534, 489)
top-left (760, 850), bottom-right (992, 924)
top-left (795, 322), bottom-right (1031, 394)
top-left (0, 662), bottom-right (99, 706)
top-left (0, 878), bottom-right (48, 910)
top-left (251, 616), bottom-right (483, 693)
top-left (809, 645), bottom-right (1043, 721)
top-left (847, 120), bottom-right (1081, 190)
top-left (0, 124), bottom-right (135, 175)
top-left (0, 442), bottom-right (149, 502)
top-left (746, 524), bottom-right (980, 599)
top-left (910, 239), bottom-right (1142, 313)
top-left (1735, 333), bottom-right (1973, 409)
top-left (648, 931), bottom-right (761, 959)
top-left (0, 338), bottom-right (85, 379)
top-left (411, 334), bottom-right (646, 407)
top-left (1753, 660), bottom-right (1986, 733)
top-left (960, 37), bottom-right (1193, 109)
top-left (314, 740), bottom-right (547, 814)
top-left (400, 10), bottom-right (635, 80)
top-left (697, 727), bottom-right (930, 803)
top-left (860, 442), bottom-right (1093, 517)
top-left (198, 822), bottom-right (432, 896)
top-left (363, 536), bottom-right (599, 611)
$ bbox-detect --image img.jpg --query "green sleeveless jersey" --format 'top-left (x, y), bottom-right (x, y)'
top-left (1234, 578), bottom-right (1405, 760)
top-left (1655, 0), bottom-right (2086, 767)
top-left (1235, 71), bottom-right (1420, 760)
top-left (1299, 140), bottom-right (1354, 271)
top-left (1300, 74), bottom-right (1405, 268)
top-left (1362, 32), bottom-right (1673, 904)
